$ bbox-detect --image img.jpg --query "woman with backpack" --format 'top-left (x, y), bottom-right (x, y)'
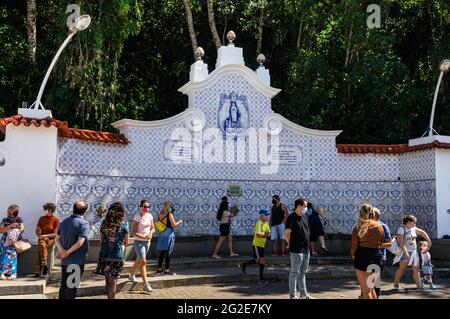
top-left (212, 196), bottom-right (239, 259)
top-left (156, 201), bottom-right (183, 275)
top-left (393, 215), bottom-right (432, 291)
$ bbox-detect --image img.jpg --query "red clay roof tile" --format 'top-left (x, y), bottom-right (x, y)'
top-left (59, 128), bottom-right (129, 144)
top-left (0, 114), bottom-right (129, 144)
top-left (336, 142), bottom-right (450, 154)
top-left (0, 114), bottom-right (68, 129)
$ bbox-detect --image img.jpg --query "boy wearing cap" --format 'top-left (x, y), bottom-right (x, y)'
top-left (238, 209), bottom-right (271, 284)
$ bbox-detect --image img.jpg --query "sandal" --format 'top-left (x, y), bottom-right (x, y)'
top-left (212, 255), bottom-right (222, 259)
top-left (311, 252), bottom-right (319, 256)
top-left (230, 253), bottom-right (239, 257)
top-left (394, 284), bottom-right (405, 292)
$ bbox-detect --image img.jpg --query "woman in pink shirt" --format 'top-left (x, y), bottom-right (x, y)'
top-left (127, 199), bottom-right (155, 293)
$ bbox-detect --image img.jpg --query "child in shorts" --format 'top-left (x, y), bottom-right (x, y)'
top-left (419, 241), bottom-right (436, 289)
top-left (237, 209), bottom-right (271, 284)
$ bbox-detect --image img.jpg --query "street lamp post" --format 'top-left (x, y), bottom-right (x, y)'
top-left (29, 15), bottom-right (91, 111)
top-left (425, 59), bottom-right (450, 136)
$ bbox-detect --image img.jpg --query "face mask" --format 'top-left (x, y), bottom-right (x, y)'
top-left (272, 199), bottom-right (277, 205)
top-left (302, 207), bottom-right (308, 215)
top-left (142, 207), bottom-right (149, 213)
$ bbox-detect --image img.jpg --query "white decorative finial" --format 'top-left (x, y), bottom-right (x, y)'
top-left (257, 54), bottom-right (266, 67)
top-left (227, 31), bottom-right (236, 45)
top-left (255, 53), bottom-right (270, 85)
top-left (195, 47), bottom-right (205, 61)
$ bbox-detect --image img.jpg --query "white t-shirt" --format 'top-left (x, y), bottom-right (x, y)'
top-left (397, 226), bottom-right (417, 252)
top-left (421, 252), bottom-right (431, 267)
top-left (133, 213), bottom-right (153, 241)
top-left (220, 211), bottom-right (231, 224)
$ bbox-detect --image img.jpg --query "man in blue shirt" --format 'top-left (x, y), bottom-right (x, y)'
top-left (56, 201), bottom-right (90, 299)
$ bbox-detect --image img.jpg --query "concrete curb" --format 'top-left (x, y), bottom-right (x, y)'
top-left (47, 255), bottom-right (352, 281)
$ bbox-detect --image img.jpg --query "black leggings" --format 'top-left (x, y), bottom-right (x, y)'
top-left (157, 250), bottom-right (171, 270)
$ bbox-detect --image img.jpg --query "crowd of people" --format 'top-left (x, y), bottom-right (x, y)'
top-left (0, 196), bottom-right (436, 300)
top-left (351, 203), bottom-right (433, 299)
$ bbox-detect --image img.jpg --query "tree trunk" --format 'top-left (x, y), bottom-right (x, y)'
top-left (296, 15), bottom-right (304, 49)
top-left (222, 16), bottom-right (228, 45)
top-left (182, 0), bottom-right (198, 58)
top-left (256, 9), bottom-right (264, 54)
top-left (26, 0), bottom-right (37, 63)
top-left (206, 0), bottom-right (222, 49)
top-left (344, 24), bottom-right (353, 69)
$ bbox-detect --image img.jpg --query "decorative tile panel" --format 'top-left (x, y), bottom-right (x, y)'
top-left (56, 174), bottom-right (437, 238)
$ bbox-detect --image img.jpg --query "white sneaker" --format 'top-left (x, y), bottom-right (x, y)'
top-left (300, 293), bottom-right (315, 299)
top-left (128, 274), bottom-right (138, 283)
top-left (144, 283), bottom-right (154, 292)
top-left (0, 274), bottom-right (6, 280)
top-left (7, 275), bottom-right (16, 280)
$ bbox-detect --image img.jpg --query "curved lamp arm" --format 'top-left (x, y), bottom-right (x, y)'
top-left (30, 32), bottom-right (75, 110)
top-left (426, 59), bottom-right (450, 136)
top-left (29, 15), bottom-right (91, 111)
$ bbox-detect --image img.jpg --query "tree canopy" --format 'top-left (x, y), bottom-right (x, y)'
top-left (1, 0), bottom-right (449, 143)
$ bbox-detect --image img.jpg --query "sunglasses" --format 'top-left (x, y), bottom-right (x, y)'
top-left (142, 206), bottom-right (150, 208)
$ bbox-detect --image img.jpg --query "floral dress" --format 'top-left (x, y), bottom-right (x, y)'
top-left (0, 217), bottom-right (24, 277)
top-left (95, 221), bottom-right (129, 278)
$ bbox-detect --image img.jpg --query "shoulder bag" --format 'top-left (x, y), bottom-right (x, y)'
top-left (14, 239), bottom-right (32, 253)
top-left (155, 213), bottom-right (169, 232)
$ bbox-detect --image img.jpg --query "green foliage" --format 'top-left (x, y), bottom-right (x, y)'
top-left (0, 0), bottom-right (449, 143)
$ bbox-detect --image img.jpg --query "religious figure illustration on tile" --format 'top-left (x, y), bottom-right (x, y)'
top-left (217, 91), bottom-right (250, 139)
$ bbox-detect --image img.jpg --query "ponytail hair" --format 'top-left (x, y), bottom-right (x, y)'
top-left (356, 203), bottom-right (375, 238)
top-left (217, 197), bottom-right (228, 221)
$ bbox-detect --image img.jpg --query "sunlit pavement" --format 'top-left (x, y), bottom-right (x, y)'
top-left (81, 278), bottom-right (450, 299)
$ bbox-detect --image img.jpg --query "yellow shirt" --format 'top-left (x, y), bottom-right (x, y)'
top-left (253, 220), bottom-right (270, 248)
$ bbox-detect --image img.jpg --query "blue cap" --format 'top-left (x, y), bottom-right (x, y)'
top-left (259, 208), bottom-right (270, 215)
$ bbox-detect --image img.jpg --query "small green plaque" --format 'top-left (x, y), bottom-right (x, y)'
top-left (227, 184), bottom-right (241, 196)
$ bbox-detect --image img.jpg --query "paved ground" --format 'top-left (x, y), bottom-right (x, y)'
top-left (81, 278), bottom-right (450, 299)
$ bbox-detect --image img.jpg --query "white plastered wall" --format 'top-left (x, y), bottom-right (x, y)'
top-left (0, 124), bottom-right (58, 242)
top-left (435, 148), bottom-right (450, 238)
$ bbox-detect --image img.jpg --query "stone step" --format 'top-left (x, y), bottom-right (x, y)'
top-left (0, 294), bottom-right (47, 299)
top-left (45, 265), bottom-right (358, 298)
top-left (0, 276), bottom-right (46, 296)
top-left (47, 255), bottom-right (353, 281)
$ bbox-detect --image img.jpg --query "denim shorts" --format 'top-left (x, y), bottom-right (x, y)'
top-left (270, 223), bottom-right (286, 240)
top-left (134, 240), bottom-right (151, 259)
